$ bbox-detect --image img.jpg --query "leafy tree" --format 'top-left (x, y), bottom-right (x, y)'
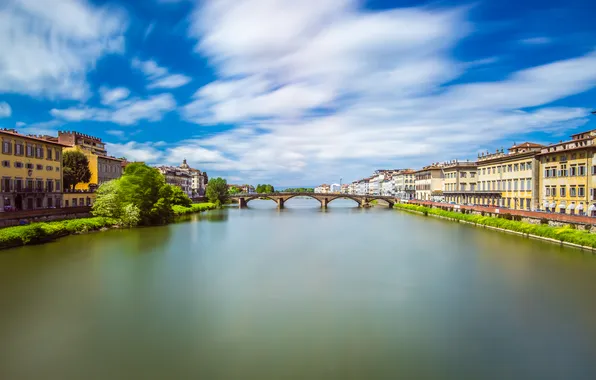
top-left (206, 177), bottom-right (229, 206)
top-left (63, 150), bottom-right (92, 190)
top-left (229, 186), bottom-right (241, 195)
top-left (120, 204), bottom-right (141, 227)
top-left (118, 163), bottom-right (173, 225)
top-left (284, 188), bottom-right (314, 193)
top-left (256, 184), bottom-right (274, 193)
top-left (91, 180), bottom-right (122, 219)
top-left (169, 185), bottom-right (192, 207)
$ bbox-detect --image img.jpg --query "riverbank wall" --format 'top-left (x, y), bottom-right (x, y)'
top-left (0, 203), bottom-right (217, 250)
top-left (394, 202), bottom-right (596, 252)
top-left (0, 207), bottom-right (92, 228)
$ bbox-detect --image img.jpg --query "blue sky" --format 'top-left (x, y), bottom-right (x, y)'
top-left (1, 0), bottom-right (596, 186)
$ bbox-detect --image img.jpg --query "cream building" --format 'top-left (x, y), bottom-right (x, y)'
top-left (392, 170), bottom-right (415, 200)
top-left (442, 160), bottom-right (478, 204)
top-left (414, 164), bottom-right (444, 201)
top-left (538, 129), bottom-right (596, 215)
top-left (475, 142), bottom-right (542, 210)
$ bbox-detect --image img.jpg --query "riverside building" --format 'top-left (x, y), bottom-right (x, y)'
top-left (414, 164), bottom-right (444, 201)
top-left (1, 128), bottom-right (66, 211)
top-left (475, 143), bottom-right (542, 210)
top-left (538, 129), bottom-right (596, 215)
top-left (442, 160), bottom-right (478, 204)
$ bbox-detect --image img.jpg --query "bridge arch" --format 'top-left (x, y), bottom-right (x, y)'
top-left (232, 193), bottom-right (396, 208)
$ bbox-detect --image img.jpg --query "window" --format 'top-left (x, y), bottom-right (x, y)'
top-left (55, 167), bottom-right (60, 172)
top-left (2, 140), bottom-right (11, 154)
top-left (36, 180), bottom-right (43, 191)
top-left (46, 180), bottom-right (53, 192)
top-left (47, 148), bottom-right (52, 160)
top-left (592, 166), bottom-right (596, 175)
top-left (55, 180), bottom-right (61, 191)
top-left (55, 149), bottom-right (61, 161)
top-left (26, 144), bottom-right (33, 157)
top-left (14, 162), bottom-right (23, 168)
top-left (25, 163), bottom-right (33, 169)
top-left (520, 180), bottom-right (525, 191)
top-left (2, 160), bottom-right (9, 168)
top-left (546, 187), bottom-right (551, 196)
top-left (36, 198), bottom-right (42, 208)
top-left (560, 165), bottom-right (568, 177)
top-left (72, 198), bottom-right (77, 207)
top-left (579, 165), bottom-right (586, 176)
top-left (14, 179), bottom-right (22, 191)
top-left (498, 166), bottom-right (502, 174)
top-left (15, 143), bottom-right (23, 155)
top-left (560, 186), bottom-right (566, 197)
top-left (514, 179), bottom-right (518, 191)
top-left (579, 186), bottom-right (585, 197)
top-left (570, 186), bottom-right (577, 197)
top-left (527, 162), bottom-right (532, 170)
top-left (514, 164), bottom-right (519, 171)
top-left (508, 180), bottom-right (512, 191)
top-left (36, 146), bottom-right (43, 159)
top-left (570, 166), bottom-right (577, 176)
top-left (36, 164), bottom-right (43, 170)
top-left (46, 166), bottom-right (53, 171)
top-left (520, 163), bottom-right (525, 171)
top-left (526, 179), bottom-right (531, 190)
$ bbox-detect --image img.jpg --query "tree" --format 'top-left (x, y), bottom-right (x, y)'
top-left (63, 150), bottom-right (92, 190)
top-left (206, 177), bottom-right (229, 206)
top-left (256, 184), bottom-right (274, 193)
top-left (92, 180), bottom-right (123, 219)
top-left (229, 186), bottom-right (241, 195)
top-left (169, 185), bottom-right (192, 207)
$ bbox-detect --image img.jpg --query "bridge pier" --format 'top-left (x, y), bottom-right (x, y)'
top-left (238, 197), bottom-right (247, 208)
top-left (277, 198), bottom-right (285, 209)
top-left (321, 198), bottom-right (329, 208)
top-left (361, 198), bottom-right (371, 208)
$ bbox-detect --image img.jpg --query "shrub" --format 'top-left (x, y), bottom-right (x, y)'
top-left (393, 203), bottom-right (596, 248)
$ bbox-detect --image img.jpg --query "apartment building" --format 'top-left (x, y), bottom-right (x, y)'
top-left (415, 164), bottom-right (444, 201)
top-left (156, 166), bottom-right (193, 197)
top-left (179, 159), bottom-right (208, 196)
top-left (392, 170), bottom-right (415, 200)
top-left (1, 128), bottom-right (65, 211)
top-left (442, 161), bottom-right (478, 204)
top-left (51, 131), bottom-right (123, 190)
top-left (538, 129), bottom-right (596, 215)
top-left (476, 143), bottom-right (542, 210)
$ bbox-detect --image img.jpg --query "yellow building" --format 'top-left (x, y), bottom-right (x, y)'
top-left (63, 192), bottom-right (97, 208)
top-left (475, 142), bottom-right (543, 210)
top-left (538, 129), bottom-right (596, 215)
top-left (442, 160), bottom-right (477, 204)
top-left (1, 128), bottom-right (66, 211)
top-left (53, 131), bottom-right (123, 190)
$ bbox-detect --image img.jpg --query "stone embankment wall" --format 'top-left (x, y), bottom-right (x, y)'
top-left (407, 201), bottom-right (596, 232)
top-left (0, 207), bottom-right (92, 228)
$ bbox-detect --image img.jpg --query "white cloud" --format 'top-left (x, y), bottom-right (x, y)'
top-left (176, 0), bottom-right (596, 183)
top-left (13, 119), bottom-right (62, 137)
top-left (51, 93), bottom-right (176, 125)
top-left (132, 58), bottom-right (192, 89)
top-left (99, 87), bottom-right (130, 105)
top-left (520, 37), bottom-right (552, 45)
top-left (0, 102), bottom-right (11, 117)
top-left (106, 130), bottom-right (125, 137)
top-left (105, 141), bottom-right (164, 162)
top-left (15, 121), bottom-right (26, 127)
top-left (0, 0), bottom-right (126, 100)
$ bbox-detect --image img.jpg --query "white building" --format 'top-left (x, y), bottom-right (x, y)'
top-left (393, 170), bottom-right (416, 200)
top-left (314, 184), bottom-right (331, 193)
top-left (178, 159), bottom-right (208, 197)
top-left (156, 166), bottom-right (193, 197)
top-left (330, 183), bottom-right (341, 193)
top-left (380, 176), bottom-right (395, 196)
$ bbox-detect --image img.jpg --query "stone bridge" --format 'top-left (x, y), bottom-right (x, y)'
top-left (230, 192), bottom-right (398, 209)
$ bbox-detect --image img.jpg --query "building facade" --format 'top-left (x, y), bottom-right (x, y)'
top-left (52, 131), bottom-right (123, 190)
top-left (179, 159), bottom-right (208, 197)
top-left (392, 170), bottom-right (415, 200)
top-left (156, 166), bottom-right (193, 197)
top-left (475, 143), bottom-right (542, 210)
top-left (538, 130), bottom-right (596, 215)
top-left (415, 164), bottom-right (444, 201)
top-left (442, 161), bottom-right (478, 204)
top-left (1, 129), bottom-right (65, 211)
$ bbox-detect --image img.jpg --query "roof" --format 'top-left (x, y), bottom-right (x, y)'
top-left (510, 142), bottom-right (544, 149)
top-left (0, 129), bottom-right (70, 147)
top-left (98, 155), bottom-right (124, 162)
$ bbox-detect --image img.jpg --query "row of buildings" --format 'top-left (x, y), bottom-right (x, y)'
top-left (1, 128), bottom-right (207, 212)
top-left (323, 128), bottom-right (596, 216)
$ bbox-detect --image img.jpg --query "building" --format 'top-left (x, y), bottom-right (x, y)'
top-left (380, 175), bottom-right (395, 196)
top-left (178, 159), bottom-right (208, 197)
top-left (156, 166), bottom-right (193, 197)
top-left (52, 131), bottom-right (124, 191)
top-left (538, 130), bottom-right (596, 215)
top-left (442, 160), bottom-right (478, 204)
top-left (63, 192), bottom-right (97, 208)
top-left (314, 184), bottom-right (330, 193)
top-left (415, 164), bottom-right (444, 201)
top-left (476, 143), bottom-right (542, 210)
top-left (1, 128), bottom-right (66, 211)
top-left (392, 170), bottom-right (415, 200)
top-left (341, 184), bottom-right (349, 194)
top-left (330, 183), bottom-right (341, 193)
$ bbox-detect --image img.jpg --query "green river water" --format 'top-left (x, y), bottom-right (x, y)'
top-left (1, 198), bottom-right (596, 380)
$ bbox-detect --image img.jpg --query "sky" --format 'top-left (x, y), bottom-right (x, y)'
top-left (1, 0), bottom-right (596, 187)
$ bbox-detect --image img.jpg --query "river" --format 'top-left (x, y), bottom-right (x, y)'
top-left (1, 198), bottom-right (596, 380)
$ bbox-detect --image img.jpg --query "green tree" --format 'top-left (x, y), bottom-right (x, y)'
top-left (91, 180), bottom-right (122, 219)
top-left (117, 163), bottom-right (173, 225)
top-left (256, 184), bottom-right (264, 193)
top-left (169, 185), bottom-right (192, 207)
top-left (229, 186), bottom-right (241, 195)
top-left (206, 177), bottom-right (229, 206)
top-left (63, 150), bottom-right (92, 190)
